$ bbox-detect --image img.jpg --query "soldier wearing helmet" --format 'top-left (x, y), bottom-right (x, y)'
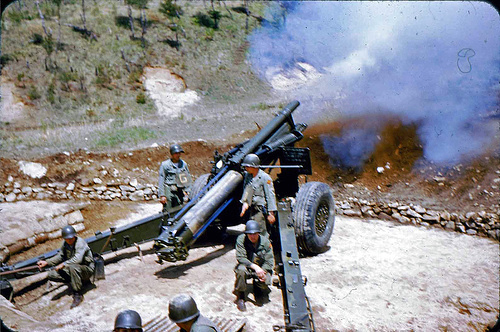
top-left (158, 144), bottom-right (192, 212)
top-left (113, 310), bottom-right (143, 332)
top-left (233, 220), bottom-right (274, 312)
top-left (37, 225), bottom-right (95, 309)
top-left (239, 153), bottom-right (277, 237)
top-left (168, 294), bottom-right (219, 332)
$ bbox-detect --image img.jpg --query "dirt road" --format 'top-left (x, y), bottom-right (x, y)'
top-left (2, 204), bottom-right (498, 332)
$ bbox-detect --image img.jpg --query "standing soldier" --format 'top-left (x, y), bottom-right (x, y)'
top-left (37, 225), bottom-right (95, 309)
top-left (239, 154), bottom-right (277, 237)
top-left (168, 294), bottom-right (220, 332)
top-left (113, 309), bottom-right (143, 332)
top-left (158, 144), bottom-right (192, 212)
top-left (233, 220), bottom-right (274, 312)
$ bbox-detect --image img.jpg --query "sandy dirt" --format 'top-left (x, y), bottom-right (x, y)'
top-left (2, 210), bottom-right (498, 332)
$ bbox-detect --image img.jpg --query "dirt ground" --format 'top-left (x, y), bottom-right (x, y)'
top-left (1, 210), bottom-right (498, 332)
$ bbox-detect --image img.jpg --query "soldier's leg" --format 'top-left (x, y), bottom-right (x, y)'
top-left (251, 211), bottom-right (268, 238)
top-left (233, 264), bottom-right (250, 294)
top-left (47, 269), bottom-right (71, 285)
top-left (64, 264), bottom-right (85, 293)
top-left (253, 271), bottom-right (272, 306)
top-left (233, 264), bottom-right (251, 311)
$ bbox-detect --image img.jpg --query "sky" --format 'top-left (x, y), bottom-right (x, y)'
top-left (248, 1), bottom-right (500, 165)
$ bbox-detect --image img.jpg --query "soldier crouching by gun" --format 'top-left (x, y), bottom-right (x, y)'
top-left (233, 220), bottom-right (274, 312)
top-left (158, 144), bottom-right (193, 212)
top-left (37, 225), bottom-right (95, 309)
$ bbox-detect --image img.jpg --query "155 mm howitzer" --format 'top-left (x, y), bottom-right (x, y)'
top-left (153, 100), bottom-right (335, 265)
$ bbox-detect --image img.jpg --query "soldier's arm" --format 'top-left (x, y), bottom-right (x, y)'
top-left (235, 237), bottom-right (252, 267)
top-left (158, 163), bottom-right (166, 197)
top-left (263, 176), bottom-right (277, 212)
top-left (262, 240), bottom-right (275, 273)
top-left (184, 162), bottom-right (193, 195)
top-left (45, 246), bottom-right (64, 266)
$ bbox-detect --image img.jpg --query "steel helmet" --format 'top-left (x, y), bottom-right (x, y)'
top-left (61, 225), bottom-right (77, 239)
top-left (244, 220), bottom-right (261, 234)
top-left (168, 294), bottom-right (200, 323)
top-left (170, 144), bottom-right (184, 155)
top-left (241, 154), bottom-right (260, 167)
top-left (114, 310), bottom-right (143, 331)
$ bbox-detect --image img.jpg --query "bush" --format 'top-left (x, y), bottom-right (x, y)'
top-left (7, 9), bottom-right (33, 23)
top-left (193, 12), bottom-right (215, 28)
top-left (28, 85), bottom-right (41, 100)
top-left (136, 92), bottom-right (146, 104)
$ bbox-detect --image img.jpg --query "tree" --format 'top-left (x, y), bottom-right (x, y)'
top-left (126, 0), bottom-right (149, 45)
top-left (159, 0), bottom-right (183, 49)
top-left (51, 0), bottom-right (63, 51)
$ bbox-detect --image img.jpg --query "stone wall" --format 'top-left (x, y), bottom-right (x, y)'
top-left (1, 176), bottom-right (498, 241)
top-left (337, 197), bottom-right (499, 241)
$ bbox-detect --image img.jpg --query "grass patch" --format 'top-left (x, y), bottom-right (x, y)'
top-left (94, 125), bottom-right (158, 148)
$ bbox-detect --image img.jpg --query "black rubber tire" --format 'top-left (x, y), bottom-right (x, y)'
top-left (190, 173), bottom-right (210, 201)
top-left (293, 182), bottom-right (335, 255)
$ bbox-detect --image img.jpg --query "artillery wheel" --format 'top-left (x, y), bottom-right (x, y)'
top-left (293, 181), bottom-right (335, 255)
top-left (190, 173), bottom-right (210, 201)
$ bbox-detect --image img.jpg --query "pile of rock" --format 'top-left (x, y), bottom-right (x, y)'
top-left (0, 176), bottom-right (159, 202)
top-left (336, 197), bottom-right (500, 241)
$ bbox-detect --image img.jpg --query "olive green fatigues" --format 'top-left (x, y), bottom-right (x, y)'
top-left (45, 237), bottom-right (95, 293)
top-left (179, 314), bottom-right (220, 332)
top-left (240, 170), bottom-right (277, 237)
top-left (158, 158), bottom-right (192, 211)
top-left (233, 233), bottom-right (274, 294)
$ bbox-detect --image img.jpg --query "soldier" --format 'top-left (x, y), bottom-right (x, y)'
top-left (233, 220), bottom-right (274, 312)
top-left (168, 294), bottom-right (220, 332)
top-left (158, 144), bottom-right (192, 212)
top-left (37, 225), bottom-right (95, 309)
top-left (239, 154), bottom-right (277, 237)
top-left (113, 310), bottom-right (143, 332)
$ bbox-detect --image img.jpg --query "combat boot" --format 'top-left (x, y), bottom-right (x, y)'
top-left (70, 292), bottom-right (83, 309)
top-left (236, 292), bottom-right (246, 312)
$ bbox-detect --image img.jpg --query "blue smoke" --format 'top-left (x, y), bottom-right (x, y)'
top-left (248, 1), bottom-right (500, 165)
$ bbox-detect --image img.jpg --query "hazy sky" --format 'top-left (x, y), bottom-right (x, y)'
top-left (248, 1), bottom-right (500, 165)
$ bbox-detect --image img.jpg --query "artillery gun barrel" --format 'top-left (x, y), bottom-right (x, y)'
top-left (228, 100), bottom-right (300, 165)
top-left (154, 170), bottom-right (243, 262)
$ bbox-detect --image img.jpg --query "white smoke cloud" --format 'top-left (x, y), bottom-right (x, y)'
top-left (248, 1), bottom-right (500, 164)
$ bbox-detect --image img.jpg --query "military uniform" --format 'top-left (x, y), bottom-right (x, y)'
top-left (233, 233), bottom-right (274, 296)
top-left (240, 169), bottom-right (277, 237)
top-left (158, 159), bottom-right (192, 211)
top-left (179, 315), bottom-right (219, 332)
top-left (45, 237), bottom-right (95, 294)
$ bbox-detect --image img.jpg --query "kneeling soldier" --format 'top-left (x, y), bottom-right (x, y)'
top-left (37, 225), bottom-right (95, 309)
top-left (233, 220), bottom-right (274, 312)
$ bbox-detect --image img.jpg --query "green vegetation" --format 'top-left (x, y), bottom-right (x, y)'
top-left (1, 0), bottom-right (272, 155)
top-left (94, 125), bottom-right (158, 148)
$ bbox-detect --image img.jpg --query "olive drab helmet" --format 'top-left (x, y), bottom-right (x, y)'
top-left (170, 144), bottom-right (184, 155)
top-left (61, 225), bottom-right (77, 239)
top-left (168, 294), bottom-right (200, 323)
top-left (244, 220), bottom-right (261, 234)
top-left (241, 154), bottom-right (260, 167)
top-left (114, 310), bottom-right (143, 331)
